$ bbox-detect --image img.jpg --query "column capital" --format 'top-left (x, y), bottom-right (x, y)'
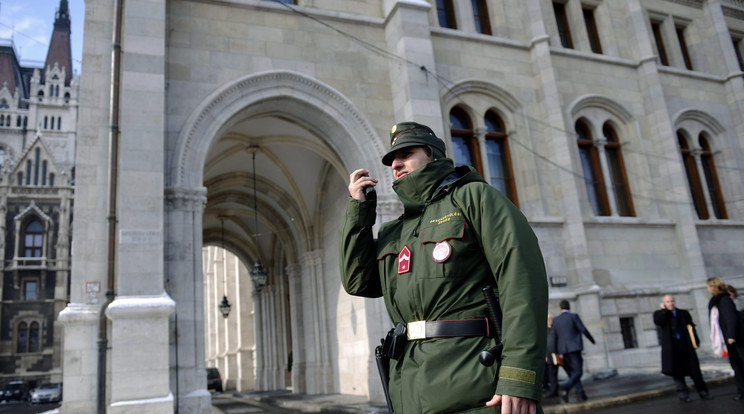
top-left (302, 250), bottom-right (324, 267)
top-left (690, 148), bottom-right (703, 158)
top-left (285, 263), bottom-right (302, 281)
top-left (593, 138), bottom-right (607, 149)
top-left (165, 186), bottom-right (207, 212)
top-left (474, 127), bottom-right (488, 139)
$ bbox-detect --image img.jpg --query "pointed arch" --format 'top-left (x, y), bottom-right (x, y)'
top-left (568, 94), bottom-right (633, 123)
top-left (441, 79), bottom-right (523, 114)
top-left (673, 109), bottom-right (725, 135)
top-left (170, 70), bottom-right (388, 191)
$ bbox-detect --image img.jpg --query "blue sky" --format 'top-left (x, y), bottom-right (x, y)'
top-left (0, 0), bottom-right (84, 74)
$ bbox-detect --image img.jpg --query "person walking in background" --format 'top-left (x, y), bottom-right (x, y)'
top-left (653, 294), bottom-right (712, 402)
top-left (707, 277), bottom-right (744, 401)
top-left (543, 313), bottom-right (560, 398)
top-left (550, 300), bottom-right (595, 403)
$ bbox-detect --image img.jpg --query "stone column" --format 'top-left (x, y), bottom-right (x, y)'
top-left (165, 187), bottom-right (210, 414)
top-left (690, 148), bottom-right (715, 218)
top-left (593, 138), bottom-right (618, 216)
top-left (626, 0), bottom-right (709, 321)
top-left (59, 0), bottom-right (115, 409)
top-left (525, 0), bottom-right (605, 369)
top-left (705, 0), bottom-right (744, 193)
top-left (253, 290), bottom-right (266, 390)
top-left (286, 264), bottom-right (305, 393)
top-left (235, 253), bottom-right (255, 391)
top-left (474, 127), bottom-right (491, 184)
top-left (57, 305), bottom-right (100, 414)
top-left (104, 0), bottom-right (173, 409)
top-left (383, 0), bottom-right (445, 131)
top-left (525, 0), bottom-right (594, 287)
top-left (301, 250), bottom-right (333, 394)
top-left (106, 295), bottom-right (175, 414)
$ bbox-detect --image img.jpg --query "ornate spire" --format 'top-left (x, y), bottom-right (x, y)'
top-left (44, 0), bottom-right (73, 85)
top-left (54, 0), bottom-right (71, 31)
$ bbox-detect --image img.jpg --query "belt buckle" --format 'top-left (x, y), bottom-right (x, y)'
top-left (407, 321), bottom-right (426, 340)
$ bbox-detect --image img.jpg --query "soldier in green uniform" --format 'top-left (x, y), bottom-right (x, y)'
top-left (339, 122), bottom-right (548, 414)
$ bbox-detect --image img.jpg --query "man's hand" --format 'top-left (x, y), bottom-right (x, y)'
top-left (348, 169), bottom-right (378, 201)
top-left (486, 394), bottom-right (536, 414)
top-left (728, 338), bottom-right (737, 345)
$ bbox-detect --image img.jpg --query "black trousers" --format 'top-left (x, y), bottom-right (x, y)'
top-left (671, 354), bottom-right (708, 399)
top-left (543, 363), bottom-right (559, 395)
top-left (562, 351), bottom-right (585, 396)
top-left (727, 341), bottom-right (744, 394)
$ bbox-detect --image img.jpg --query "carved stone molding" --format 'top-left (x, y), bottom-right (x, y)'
top-left (723, 6), bottom-right (744, 20)
top-left (165, 186), bottom-right (207, 212)
top-left (285, 263), bottom-right (302, 281)
top-left (302, 250), bottom-right (324, 267)
top-left (664, 0), bottom-right (703, 9)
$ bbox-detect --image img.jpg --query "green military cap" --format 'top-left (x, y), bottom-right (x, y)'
top-left (382, 121), bottom-right (447, 166)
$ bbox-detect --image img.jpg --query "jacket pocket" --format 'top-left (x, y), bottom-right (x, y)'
top-left (419, 218), bottom-right (466, 278)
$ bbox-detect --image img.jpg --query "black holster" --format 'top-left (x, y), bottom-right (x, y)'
top-left (376, 323), bottom-right (407, 413)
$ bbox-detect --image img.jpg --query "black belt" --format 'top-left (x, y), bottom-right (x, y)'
top-left (406, 318), bottom-right (490, 340)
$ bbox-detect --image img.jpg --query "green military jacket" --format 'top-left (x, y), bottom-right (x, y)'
top-left (339, 159), bottom-right (548, 413)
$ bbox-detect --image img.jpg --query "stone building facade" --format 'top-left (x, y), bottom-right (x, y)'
top-left (0, 0), bottom-right (77, 388)
top-left (61, 0), bottom-right (743, 413)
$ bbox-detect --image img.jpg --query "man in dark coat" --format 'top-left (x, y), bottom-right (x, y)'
top-left (653, 294), bottom-right (712, 402)
top-left (549, 300), bottom-right (595, 403)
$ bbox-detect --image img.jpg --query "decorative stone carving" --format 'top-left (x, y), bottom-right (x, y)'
top-left (165, 187), bottom-right (207, 212)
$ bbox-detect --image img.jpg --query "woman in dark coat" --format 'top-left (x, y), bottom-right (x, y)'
top-left (653, 294), bottom-right (710, 402)
top-left (707, 277), bottom-right (744, 401)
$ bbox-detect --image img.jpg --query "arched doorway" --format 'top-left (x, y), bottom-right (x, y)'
top-left (165, 71), bottom-right (391, 410)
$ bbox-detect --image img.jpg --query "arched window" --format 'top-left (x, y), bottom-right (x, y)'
top-left (37, 90), bottom-right (44, 102)
top-left (44, 116), bottom-right (48, 129)
top-left (49, 85), bottom-right (54, 97)
top-left (603, 123), bottom-right (634, 216)
top-left (55, 85), bottom-right (60, 97)
top-left (15, 321), bottom-right (40, 353)
top-left (29, 322), bottom-right (40, 353)
top-left (450, 107), bottom-right (477, 168)
top-left (484, 110), bottom-right (518, 205)
top-left (0, 147), bottom-right (5, 170)
top-left (678, 131), bottom-right (708, 219)
top-left (49, 173), bottom-right (55, 187)
top-left (0, 115), bottom-right (5, 126)
top-left (50, 117), bottom-right (55, 130)
top-left (16, 116), bottom-right (21, 127)
top-left (24, 220), bottom-right (44, 257)
top-left (26, 159), bottom-right (32, 185)
top-left (576, 120), bottom-right (609, 216)
top-left (0, 98), bottom-right (8, 108)
top-left (17, 322), bottom-right (28, 353)
top-left (437, 0), bottom-right (457, 29)
top-left (58, 116), bottom-right (62, 130)
top-left (699, 135), bottom-right (727, 219)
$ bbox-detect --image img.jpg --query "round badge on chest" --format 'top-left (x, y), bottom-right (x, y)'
top-left (432, 241), bottom-right (452, 263)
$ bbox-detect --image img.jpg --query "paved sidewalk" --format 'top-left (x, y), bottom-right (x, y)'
top-left (213, 357), bottom-right (734, 414)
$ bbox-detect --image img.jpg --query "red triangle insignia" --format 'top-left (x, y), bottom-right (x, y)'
top-left (397, 245), bottom-right (411, 275)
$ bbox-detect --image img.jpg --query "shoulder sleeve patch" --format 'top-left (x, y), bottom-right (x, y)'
top-left (499, 366), bottom-right (536, 385)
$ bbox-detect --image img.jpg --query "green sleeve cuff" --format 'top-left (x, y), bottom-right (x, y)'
top-left (495, 366), bottom-right (542, 401)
